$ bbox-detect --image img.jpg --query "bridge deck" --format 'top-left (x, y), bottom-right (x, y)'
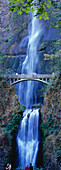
top-left (6, 74), bottom-right (52, 79)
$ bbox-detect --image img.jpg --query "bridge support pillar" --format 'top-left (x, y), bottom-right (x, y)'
top-left (10, 79), bottom-right (11, 85)
top-left (50, 79), bottom-right (52, 82)
top-left (13, 79), bottom-right (15, 83)
top-left (46, 78), bottom-right (47, 82)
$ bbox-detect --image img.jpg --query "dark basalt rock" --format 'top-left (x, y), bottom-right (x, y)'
top-left (32, 103), bottom-right (41, 109)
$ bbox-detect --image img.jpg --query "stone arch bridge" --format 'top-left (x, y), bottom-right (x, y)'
top-left (5, 73), bottom-right (53, 85)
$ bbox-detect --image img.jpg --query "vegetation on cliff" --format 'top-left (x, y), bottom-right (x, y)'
top-left (41, 73), bottom-right (61, 169)
top-left (0, 80), bottom-right (25, 169)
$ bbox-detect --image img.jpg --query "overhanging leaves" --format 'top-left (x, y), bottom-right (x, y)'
top-left (8, 0), bottom-right (51, 20)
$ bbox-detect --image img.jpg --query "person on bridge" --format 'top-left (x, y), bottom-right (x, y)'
top-left (25, 165), bottom-right (30, 170)
top-left (29, 163), bottom-right (33, 170)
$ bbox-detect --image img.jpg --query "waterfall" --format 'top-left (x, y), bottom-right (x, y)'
top-left (17, 109), bottom-right (39, 169)
top-left (18, 10), bottom-right (42, 108)
top-left (17, 7), bottom-right (42, 170)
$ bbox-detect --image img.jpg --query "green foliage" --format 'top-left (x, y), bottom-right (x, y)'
top-left (40, 74), bottom-right (61, 168)
top-left (6, 105), bottom-right (25, 163)
top-left (15, 166), bottom-right (23, 170)
top-left (33, 165), bottom-right (44, 170)
top-left (0, 54), bottom-right (13, 78)
top-left (41, 39), bottom-right (61, 74)
top-left (49, 0), bottom-right (61, 29)
top-left (0, 77), bottom-right (26, 166)
top-left (16, 165), bottom-right (44, 170)
top-left (39, 84), bottom-right (47, 98)
top-left (8, 0), bottom-right (51, 20)
top-left (0, 80), bottom-right (7, 114)
top-left (40, 1), bottom-right (61, 75)
top-left (10, 104), bottom-right (25, 132)
top-left (41, 109), bottom-right (60, 138)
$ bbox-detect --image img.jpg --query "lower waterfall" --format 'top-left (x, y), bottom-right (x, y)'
top-left (17, 109), bottom-right (39, 169)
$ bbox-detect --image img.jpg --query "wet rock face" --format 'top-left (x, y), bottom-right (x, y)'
top-left (0, 0), bottom-right (60, 56)
top-left (0, 0), bottom-right (29, 55)
top-left (32, 103), bottom-right (41, 109)
top-left (3, 55), bottom-right (26, 74)
top-left (7, 29), bottom-right (28, 55)
top-left (0, 0), bottom-right (11, 41)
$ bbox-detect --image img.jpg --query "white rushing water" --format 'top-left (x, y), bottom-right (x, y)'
top-left (17, 109), bottom-right (39, 169)
top-left (17, 7), bottom-right (42, 170)
top-left (19, 10), bottom-right (42, 108)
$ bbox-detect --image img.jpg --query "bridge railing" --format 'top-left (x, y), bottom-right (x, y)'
top-left (5, 73), bottom-right (53, 79)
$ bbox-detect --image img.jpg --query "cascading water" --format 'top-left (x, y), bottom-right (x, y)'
top-left (17, 109), bottom-right (39, 169)
top-left (19, 10), bottom-right (42, 108)
top-left (17, 7), bottom-right (42, 170)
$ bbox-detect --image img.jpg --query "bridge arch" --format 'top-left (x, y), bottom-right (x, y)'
top-left (10, 78), bottom-right (50, 85)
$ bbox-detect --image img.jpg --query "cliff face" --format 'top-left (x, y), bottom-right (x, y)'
top-left (0, 0), bottom-right (60, 56)
top-left (0, 0), bottom-right (29, 55)
top-left (42, 74), bottom-right (61, 169)
top-left (0, 80), bottom-right (25, 170)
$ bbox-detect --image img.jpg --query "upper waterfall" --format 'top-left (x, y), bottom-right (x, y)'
top-left (18, 10), bottom-right (42, 108)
